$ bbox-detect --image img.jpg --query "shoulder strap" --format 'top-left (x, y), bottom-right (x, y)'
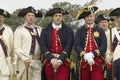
top-left (0, 27), bottom-right (8, 57)
top-left (113, 27), bottom-right (120, 41)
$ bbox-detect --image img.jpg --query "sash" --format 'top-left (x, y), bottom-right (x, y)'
top-left (25, 26), bottom-right (40, 55)
top-left (0, 27), bottom-right (8, 57)
top-left (113, 27), bottom-right (120, 61)
top-left (113, 27), bottom-right (120, 41)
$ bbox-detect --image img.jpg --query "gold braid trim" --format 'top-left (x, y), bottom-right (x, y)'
top-left (95, 50), bottom-right (100, 56)
top-left (80, 51), bottom-right (85, 57)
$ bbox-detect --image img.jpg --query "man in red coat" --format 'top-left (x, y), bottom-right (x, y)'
top-left (40, 8), bottom-right (74, 80)
top-left (74, 5), bottom-right (107, 80)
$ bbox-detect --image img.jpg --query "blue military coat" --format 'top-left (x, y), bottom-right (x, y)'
top-left (74, 24), bottom-right (107, 60)
top-left (40, 22), bottom-right (74, 62)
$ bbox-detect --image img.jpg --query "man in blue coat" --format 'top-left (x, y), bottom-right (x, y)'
top-left (40, 8), bottom-right (74, 80)
top-left (74, 5), bottom-right (107, 80)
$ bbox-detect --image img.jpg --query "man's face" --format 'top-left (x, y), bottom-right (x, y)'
top-left (52, 13), bottom-right (63, 25)
top-left (116, 16), bottom-right (120, 26)
top-left (85, 13), bottom-right (95, 25)
top-left (98, 20), bottom-right (109, 31)
top-left (0, 15), bottom-right (5, 25)
top-left (24, 13), bottom-right (35, 25)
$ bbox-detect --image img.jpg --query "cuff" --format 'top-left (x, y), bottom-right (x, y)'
top-left (93, 50), bottom-right (100, 57)
top-left (45, 51), bottom-right (54, 62)
top-left (58, 51), bottom-right (68, 62)
top-left (57, 60), bottom-right (62, 64)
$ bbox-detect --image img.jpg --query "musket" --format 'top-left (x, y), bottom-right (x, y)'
top-left (109, 20), bottom-right (114, 80)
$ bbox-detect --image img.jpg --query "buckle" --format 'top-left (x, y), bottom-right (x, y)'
top-left (52, 53), bottom-right (60, 58)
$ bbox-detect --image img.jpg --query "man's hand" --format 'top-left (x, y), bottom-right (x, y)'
top-left (87, 57), bottom-right (94, 65)
top-left (57, 60), bottom-right (62, 67)
top-left (51, 58), bottom-right (58, 69)
top-left (24, 59), bottom-right (30, 67)
top-left (83, 52), bottom-right (94, 65)
top-left (106, 52), bottom-right (113, 63)
top-left (51, 58), bottom-right (63, 69)
top-left (84, 52), bottom-right (94, 62)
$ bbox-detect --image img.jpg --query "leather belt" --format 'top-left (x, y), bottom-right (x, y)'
top-left (52, 53), bottom-right (60, 58)
top-left (52, 53), bottom-right (69, 62)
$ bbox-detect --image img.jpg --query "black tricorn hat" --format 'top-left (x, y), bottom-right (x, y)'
top-left (95, 14), bottom-right (113, 24)
top-left (109, 7), bottom-right (120, 16)
top-left (18, 6), bottom-right (42, 17)
top-left (76, 5), bottom-right (98, 20)
top-left (0, 9), bottom-right (10, 18)
top-left (45, 8), bottom-right (68, 17)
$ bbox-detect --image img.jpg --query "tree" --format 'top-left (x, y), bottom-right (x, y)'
top-left (4, 9), bottom-right (23, 31)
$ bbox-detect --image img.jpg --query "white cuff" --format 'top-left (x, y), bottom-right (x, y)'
top-left (51, 58), bottom-right (56, 63)
top-left (23, 57), bottom-right (29, 61)
top-left (57, 60), bottom-right (62, 64)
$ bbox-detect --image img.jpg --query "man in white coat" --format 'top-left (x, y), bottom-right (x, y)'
top-left (14, 6), bottom-right (42, 80)
top-left (0, 8), bottom-right (14, 80)
top-left (109, 7), bottom-right (120, 80)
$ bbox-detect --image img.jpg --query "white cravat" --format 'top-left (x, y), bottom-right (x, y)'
top-left (87, 24), bottom-right (94, 28)
top-left (24, 22), bottom-right (36, 29)
top-left (52, 23), bottom-right (62, 30)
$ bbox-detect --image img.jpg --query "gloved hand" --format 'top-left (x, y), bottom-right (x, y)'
top-left (83, 52), bottom-right (94, 65)
top-left (83, 52), bottom-right (94, 62)
top-left (87, 57), bottom-right (95, 65)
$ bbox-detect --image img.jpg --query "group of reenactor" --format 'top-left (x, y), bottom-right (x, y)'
top-left (0, 4), bottom-right (120, 80)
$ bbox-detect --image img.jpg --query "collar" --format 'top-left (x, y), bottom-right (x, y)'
top-left (24, 22), bottom-right (36, 29)
top-left (52, 23), bottom-right (62, 30)
top-left (86, 23), bottom-right (94, 28)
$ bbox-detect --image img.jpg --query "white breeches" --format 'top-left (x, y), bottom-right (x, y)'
top-left (21, 60), bottom-right (42, 80)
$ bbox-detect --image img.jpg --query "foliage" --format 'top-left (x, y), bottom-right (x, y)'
top-left (4, 1), bottom-right (112, 31)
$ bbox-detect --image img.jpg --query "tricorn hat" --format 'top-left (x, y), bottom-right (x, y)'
top-left (0, 8), bottom-right (10, 18)
top-left (18, 6), bottom-right (42, 17)
top-left (76, 5), bottom-right (98, 20)
top-left (109, 7), bottom-right (120, 16)
top-left (95, 14), bottom-right (114, 24)
top-left (45, 8), bottom-right (68, 17)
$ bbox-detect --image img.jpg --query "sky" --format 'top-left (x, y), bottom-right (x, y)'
top-left (0, 0), bottom-right (120, 13)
